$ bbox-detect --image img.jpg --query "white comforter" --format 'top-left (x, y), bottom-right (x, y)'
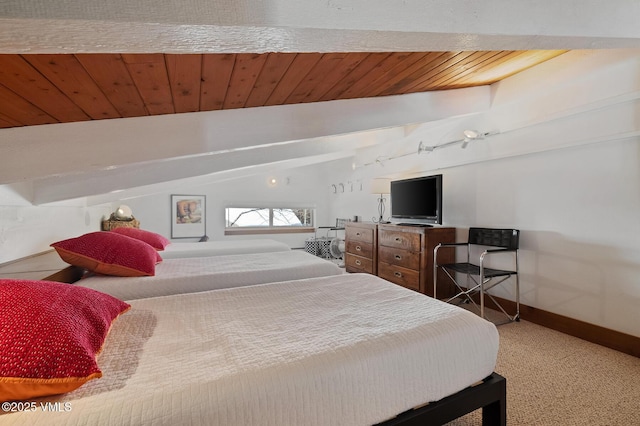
top-left (6, 273), bottom-right (499, 426)
top-left (161, 238), bottom-right (290, 259)
top-left (78, 250), bottom-right (343, 300)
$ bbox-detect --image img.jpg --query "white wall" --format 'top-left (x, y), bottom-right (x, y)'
top-left (118, 165), bottom-right (333, 249)
top-left (453, 140), bottom-right (639, 337)
top-left (324, 137), bottom-right (640, 338)
top-left (0, 161), bottom-right (332, 261)
top-left (0, 184), bottom-right (111, 263)
top-left (322, 50), bottom-right (640, 338)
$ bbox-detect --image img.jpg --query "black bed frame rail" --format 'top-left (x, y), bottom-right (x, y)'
top-left (377, 372), bottom-right (506, 426)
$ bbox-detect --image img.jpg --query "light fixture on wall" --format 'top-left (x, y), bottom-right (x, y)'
top-left (330, 183), bottom-right (346, 193)
top-left (357, 155), bottom-right (389, 168)
top-left (357, 129), bottom-right (500, 170)
top-left (375, 156), bottom-right (387, 167)
top-left (461, 129), bottom-right (485, 149)
top-left (417, 129), bottom-right (497, 153)
top-left (371, 178), bottom-right (391, 223)
top-left (417, 141), bottom-right (435, 154)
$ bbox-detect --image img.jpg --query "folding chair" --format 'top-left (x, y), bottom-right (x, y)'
top-left (433, 228), bottom-right (520, 322)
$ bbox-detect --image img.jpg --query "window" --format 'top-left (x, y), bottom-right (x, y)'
top-left (225, 207), bottom-right (314, 234)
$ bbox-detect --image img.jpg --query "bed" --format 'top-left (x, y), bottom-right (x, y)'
top-left (160, 238), bottom-right (291, 259)
top-left (77, 250), bottom-right (344, 300)
top-left (2, 273), bottom-right (503, 426)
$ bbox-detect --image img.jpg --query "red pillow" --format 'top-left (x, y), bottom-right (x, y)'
top-left (110, 227), bottom-right (171, 251)
top-left (0, 279), bottom-right (130, 401)
top-left (51, 232), bottom-right (162, 277)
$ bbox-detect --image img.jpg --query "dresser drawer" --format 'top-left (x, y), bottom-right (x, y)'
top-left (345, 253), bottom-right (374, 274)
top-left (379, 229), bottom-right (421, 251)
top-left (378, 246), bottom-right (420, 270)
top-left (346, 226), bottom-right (374, 244)
top-left (378, 262), bottom-right (420, 291)
top-left (346, 240), bottom-right (373, 259)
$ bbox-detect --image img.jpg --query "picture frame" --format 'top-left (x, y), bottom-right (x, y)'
top-left (171, 194), bottom-right (206, 238)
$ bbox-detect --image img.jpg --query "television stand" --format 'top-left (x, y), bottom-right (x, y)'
top-left (377, 223), bottom-right (456, 296)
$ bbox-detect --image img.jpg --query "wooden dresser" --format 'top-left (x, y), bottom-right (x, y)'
top-left (344, 222), bottom-right (378, 275)
top-left (377, 224), bottom-right (456, 297)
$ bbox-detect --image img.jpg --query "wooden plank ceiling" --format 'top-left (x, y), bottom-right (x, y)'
top-left (0, 50), bottom-right (566, 129)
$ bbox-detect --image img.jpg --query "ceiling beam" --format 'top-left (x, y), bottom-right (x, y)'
top-left (84, 151), bottom-right (353, 206)
top-left (0, 86), bottom-right (489, 185)
top-left (2, 1), bottom-right (640, 53)
top-left (32, 127), bottom-right (406, 204)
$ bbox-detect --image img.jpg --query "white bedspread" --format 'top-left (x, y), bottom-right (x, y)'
top-left (5, 274), bottom-right (499, 426)
top-left (78, 250), bottom-right (343, 300)
top-left (161, 238), bottom-right (290, 259)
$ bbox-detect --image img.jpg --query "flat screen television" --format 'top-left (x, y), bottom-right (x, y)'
top-left (390, 174), bottom-right (442, 225)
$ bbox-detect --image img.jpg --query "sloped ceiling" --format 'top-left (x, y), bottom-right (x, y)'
top-left (0, 51), bottom-right (565, 129)
top-left (2, 0), bottom-right (640, 204)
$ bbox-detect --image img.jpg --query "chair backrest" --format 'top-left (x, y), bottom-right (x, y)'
top-left (335, 218), bottom-right (351, 228)
top-left (468, 228), bottom-right (519, 250)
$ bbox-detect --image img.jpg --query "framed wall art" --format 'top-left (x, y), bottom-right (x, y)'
top-left (171, 194), bottom-right (206, 238)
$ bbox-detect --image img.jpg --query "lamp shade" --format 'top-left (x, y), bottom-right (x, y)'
top-left (371, 178), bottom-right (391, 194)
top-left (114, 205), bottom-right (133, 220)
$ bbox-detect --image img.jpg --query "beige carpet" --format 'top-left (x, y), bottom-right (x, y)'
top-left (446, 318), bottom-right (640, 425)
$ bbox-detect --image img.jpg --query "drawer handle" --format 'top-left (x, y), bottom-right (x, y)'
top-left (394, 254), bottom-right (402, 260)
top-left (394, 271), bottom-right (402, 278)
top-left (356, 232), bottom-right (361, 236)
top-left (395, 237), bottom-right (402, 242)
top-left (355, 246), bottom-right (362, 251)
top-left (355, 260), bottom-right (362, 266)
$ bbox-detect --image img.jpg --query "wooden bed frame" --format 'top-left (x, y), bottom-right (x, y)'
top-left (379, 373), bottom-right (506, 426)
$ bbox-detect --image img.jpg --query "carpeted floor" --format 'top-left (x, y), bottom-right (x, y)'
top-left (446, 318), bottom-right (640, 425)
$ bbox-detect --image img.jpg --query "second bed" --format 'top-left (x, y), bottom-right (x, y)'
top-left (160, 238), bottom-right (291, 259)
top-left (78, 249), bottom-right (343, 300)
